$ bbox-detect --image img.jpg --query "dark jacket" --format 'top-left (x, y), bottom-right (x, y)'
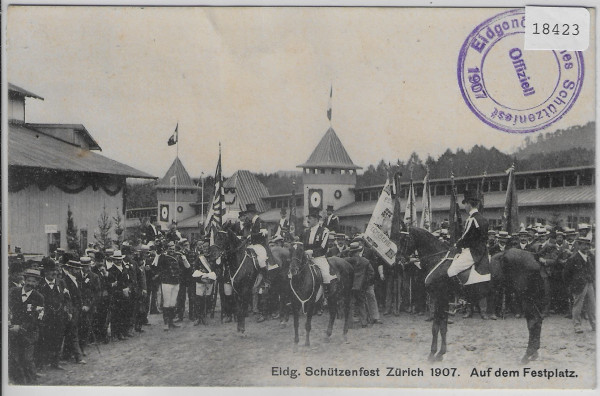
top-left (346, 255), bottom-right (374, 291)
top-left (62, 270), bottom-right (83, 312)
top-left (81, 271), bottom-right (101, 310)
top-left (9, 287), bottom-right (45, 341)
top-left (456, 209), bottom-right (488, 263)
top-left (302, 225), bottom-right (329, 258)
top-left (157, 253), bottom-right (182, 285)
top-left (107, 264), bottom-right (131, 300)
top-left (563, 251), bottom-right (595, 294)
top-left (37, 279), bottom-right (69, 326)
top-left (324, 215), bottom-right (340, 234)
top-left (249, 216), bottom-right (267, 245)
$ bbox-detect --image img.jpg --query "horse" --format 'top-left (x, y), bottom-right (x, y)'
top-left (394, 225), bottom-right (545, 363)
top-left (288, 243), bottom-right (353, 351)
top-left (213, 229), bottom-right (289, 335)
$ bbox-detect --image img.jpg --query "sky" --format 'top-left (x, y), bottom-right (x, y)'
top-left (6, 6), bottom-right (596, 179)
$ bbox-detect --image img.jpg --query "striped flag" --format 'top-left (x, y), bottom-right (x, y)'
top-left (167, 123), bottom-right (178, 146)
top-left (204, 145), bottom-right (225, 240)
top-left (327, 85), bottom-right (333, 122)
top-left (420, 171), bottom-right (432, 232)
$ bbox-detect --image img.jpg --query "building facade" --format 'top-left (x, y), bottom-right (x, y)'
top-left (7, 83), bottom-right (155, 254)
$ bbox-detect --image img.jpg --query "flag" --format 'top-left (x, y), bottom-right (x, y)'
top-left (364, 179), bottom-right (397, 265)
top-left (448, 173), bottom-right (463, 244)
top-left (420, 172), bottom-right (432, 232)
top-left (289, 183), bottom-right (297, 236)
top-left (502, 165), bottom-right (519, 234)
top-left (204, 145), bottom-right (225, 240)
top-left (477, 171), bottom-right (487, 212)
top-left (167, 123), bottom-right (178, 146)
top-left (327, 85), bottom-right (332, 122)
top-left (403, 179), bottom-right (417, 227)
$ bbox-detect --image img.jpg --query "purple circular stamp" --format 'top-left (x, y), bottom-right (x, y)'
top-left (458, 9), bottom-right (584, 134)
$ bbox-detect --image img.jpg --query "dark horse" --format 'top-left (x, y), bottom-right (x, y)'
top-left (213, 229), bottom-right (289, 335)
top-left (288, 244), bottom-right (353, 351)
top-left (395, 226), bottom-right (545, 363)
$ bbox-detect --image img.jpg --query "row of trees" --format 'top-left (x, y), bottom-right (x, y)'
top-left (65, 204), bottom-right (125, 256)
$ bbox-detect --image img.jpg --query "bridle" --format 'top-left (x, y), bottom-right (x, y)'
top-left (289, 251), bottom-right (316, 314)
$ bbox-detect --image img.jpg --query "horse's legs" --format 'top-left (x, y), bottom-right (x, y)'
top-left (521, 297), bottom-right (543, 363)
top-left (305, 303), bottom-right (313, 347)
top-left (428, 298), bottom-right (439, 362)
top-left (436, 296), bottom-right (450, 361)
top-left (325, 286), bottom-right (337, 341)
top-left (292, 303), bottom-right (300, 353)
top-left (343, 294), bottom-right (351, 343)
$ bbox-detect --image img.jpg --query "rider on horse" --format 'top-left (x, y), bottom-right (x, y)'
top-left (241, 202), bottom-right (278, 283)
top-left (302, 207), bottom-right (337, 290)
top-left (446, 189), bottom-right (489, 280)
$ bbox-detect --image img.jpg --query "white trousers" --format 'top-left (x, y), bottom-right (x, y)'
top-left (248, 244), bottom-right (268, 268)
top-left (313, 256), bottom-right (337, 284)
top-left (161, 283), bottom-right (180, 308)
top-left (447, 248), bottom-right (475, 277)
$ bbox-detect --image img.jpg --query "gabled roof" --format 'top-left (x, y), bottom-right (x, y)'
top-left (223, 170), bottom-right (269, 213)
top-left (8, 123), bottom-right (154, 179)
top-left (27, 123), bottom-right (102, 151)
top-left (298, 127), bottom-right (361, 169)
top-left (156, 157), bottom-right (197, 189)
top-left (8, 83), bottom-right (44, 100)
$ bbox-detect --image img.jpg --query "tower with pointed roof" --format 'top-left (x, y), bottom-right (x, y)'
top-left (155, 157), bottom-right (199, 229)
top-left (297, 127), bottom-right (361, 219)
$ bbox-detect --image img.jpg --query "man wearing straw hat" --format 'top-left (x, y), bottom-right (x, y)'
top-left (8, 267), bottom-right (45, 384)
top-left (107, 250), bottom-right (133, 340)
top-left (61, 256), bottom-right (86, 364)
top-left (564, 232), bottom-right (596, 333)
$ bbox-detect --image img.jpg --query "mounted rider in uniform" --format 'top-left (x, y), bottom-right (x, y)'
top-left (447, 189), bottom-right (489, 279)
top-left (302, 207), bottom-right (337, 289)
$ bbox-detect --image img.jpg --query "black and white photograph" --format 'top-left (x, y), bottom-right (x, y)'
top-left (3, 3), bottom-right (597, 391)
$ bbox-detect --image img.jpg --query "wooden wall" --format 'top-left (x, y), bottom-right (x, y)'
top-left (8, 184), bottom-right (123, 254)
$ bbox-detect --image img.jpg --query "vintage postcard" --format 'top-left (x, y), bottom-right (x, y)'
top-left (2, 3), bottom-right (597, 394)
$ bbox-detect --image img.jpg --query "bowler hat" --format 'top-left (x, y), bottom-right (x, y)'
top-left (245, 203), bottom-right (258, 214)
top-left (326, 205), bottom-right (334, 212)
top-left (307, 207), bottom-right (321, 219)
top-left (41, 257), bottom-right (57, 271)
top-left (280, 207), bottom-right (287, 215)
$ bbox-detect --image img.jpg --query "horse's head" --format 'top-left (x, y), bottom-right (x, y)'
top-left (289, 242), bottom-right (307, 277)
top-left (392, 221), bottom-right (416, 262)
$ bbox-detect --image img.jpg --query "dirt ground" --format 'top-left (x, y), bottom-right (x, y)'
top-left (36, 310), bottom-right (596, 389)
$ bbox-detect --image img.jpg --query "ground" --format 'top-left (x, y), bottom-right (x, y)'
top-left (37, 311), bottom-right (595, 388)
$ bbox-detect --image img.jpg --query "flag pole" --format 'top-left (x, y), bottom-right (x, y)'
top-left (175, 122), bottom-right (179, 225)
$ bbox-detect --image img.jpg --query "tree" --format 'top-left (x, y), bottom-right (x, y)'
top-left (113, 208), bottom-right (124, 246)
top-left (66, 205), bottom-right (80, 255)
top-left (94, 204), bottom-right (113, 251)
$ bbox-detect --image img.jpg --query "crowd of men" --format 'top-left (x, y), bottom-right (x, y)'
top-left (7, 201), bottom-right (596, 384)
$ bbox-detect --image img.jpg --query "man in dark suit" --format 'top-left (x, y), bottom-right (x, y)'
top-left (447, 190), bottom-right (489, 279)
top-left (324, 205), bottom-right (340, 233)
top-left (37, 258), bottom-right (69, 370)
top-left (61, 257), bottom-right (86, 364)
top-left (345, 242), bottom-right (374, 328)
top-left (563, 233), bottom-right (595, 333)
top-left (274, 208), bottom-right (290, 239)
top-left (145, 216), bottom-right (161, 243)
top-left (9, 268), bottom-right (45, 384)
top-left (79, 256), bottom-right (100, 355)
top-left (91, 251), bottom-right (111, 343)
top-left (107, 250), bottom-right (133, 340)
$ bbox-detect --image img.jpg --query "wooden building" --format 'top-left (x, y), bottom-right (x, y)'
top-left (7, 83), bottom-right (155, 254)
